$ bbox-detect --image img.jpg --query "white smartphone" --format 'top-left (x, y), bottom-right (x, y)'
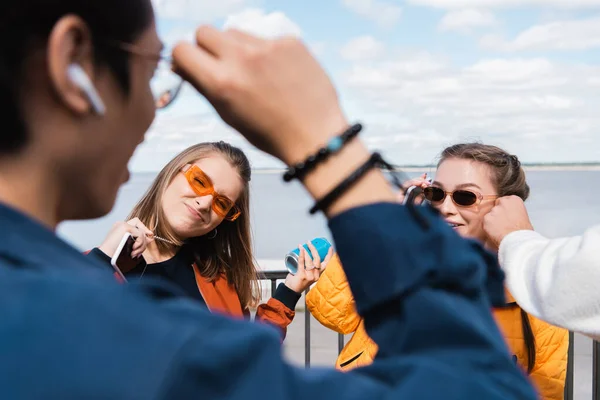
top-left (110, 233), bottom-right (138, 282)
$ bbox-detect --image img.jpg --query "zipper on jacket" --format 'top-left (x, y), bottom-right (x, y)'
top-left (340, 352), bottom-right (364, 368)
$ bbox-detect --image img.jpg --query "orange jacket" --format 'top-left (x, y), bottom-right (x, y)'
top-left (307, 255), bottom-right (569, 399)
top-left (87, 249), bottom-right (295, 338)
top-left (191, 263), bottom-right (295, 337)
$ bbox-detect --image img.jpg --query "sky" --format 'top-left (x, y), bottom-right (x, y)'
top-left (133, 0), bottom-right (600, 171)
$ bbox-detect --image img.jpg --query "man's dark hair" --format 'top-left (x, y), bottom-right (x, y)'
top-left (0, 0), bottom-right (154, 154)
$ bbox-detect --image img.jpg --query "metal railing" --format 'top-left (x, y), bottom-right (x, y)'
top-left (260, 271), bottom-right (600, 400)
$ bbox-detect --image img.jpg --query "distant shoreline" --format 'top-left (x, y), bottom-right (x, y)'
top-left (250, 165), bottom-right (600, 173)
top-left (133, 165), bottom-right (600, 174)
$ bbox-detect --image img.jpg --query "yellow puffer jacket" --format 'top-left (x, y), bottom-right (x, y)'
top-left (306, 254), bottom-right (377, 370)
top-left (306, 255), bottom-right (569, 400)
top-left (493, 292), bottom-right (569, 400)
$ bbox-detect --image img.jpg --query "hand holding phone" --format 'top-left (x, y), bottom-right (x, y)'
top-left (99, 218), bottom-right (153, 259)
top-left (402, 176), bottom-right (432, 206)
top-left (403, 185), bottom-right (423, 205)
top-left (110, 233), bottom-right (142, 281)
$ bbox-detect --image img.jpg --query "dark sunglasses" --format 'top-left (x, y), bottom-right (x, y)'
top-left (423, 186), bottom-right (498, 207)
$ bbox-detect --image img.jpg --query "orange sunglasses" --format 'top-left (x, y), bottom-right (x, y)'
top-left (183, 165), bottom-right (241, 221)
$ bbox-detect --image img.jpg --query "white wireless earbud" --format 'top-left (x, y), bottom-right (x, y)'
top-left (67, 63), bottom-right (106, 116)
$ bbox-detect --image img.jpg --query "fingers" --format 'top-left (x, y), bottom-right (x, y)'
top-left (300, 248), bottom-right (317, 284)
top-left (399, 178), bottom-right (430, 205)
top-left (127, 218), bottom-right (153, 237)
top-left (321, 247), bottom-right (334, 272)
top-left (404, 178), bottom-right (431, 190)
top-left (301, 245), bottom-right (315, 272)
top-left (130, 231), bottom-right (146, 258)
top-left (413, 195), bottom-right (425, 206)
top-left (225, 29), bottom-right (264, 48)
top-left (306, 241), bottom-right (321, 270)
top-left (306, 267), bottom-right (321, 284)
top-left (172, 41), bottom-right (221, 98)
top-left (283, 244), bottom-right (328, 293)
top-left (195, 25), bottom-right (230, 57)
top-left (297, 244), bottom-right (306, 275)
top-left (125, 218), bottom-right (152, 258)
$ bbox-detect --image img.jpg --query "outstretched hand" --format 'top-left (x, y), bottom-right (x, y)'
top-left (284, 242), bottom-right (334, 293)
top-left (172, 27), bottom-right (348, 166)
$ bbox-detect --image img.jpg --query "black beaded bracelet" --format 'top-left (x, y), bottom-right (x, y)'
top-left (309, 152), bottom-right (383, 215)
top-left (283, 123), bottom-right (362, 182)
top-left (308, 151), bottom-right (433, 229)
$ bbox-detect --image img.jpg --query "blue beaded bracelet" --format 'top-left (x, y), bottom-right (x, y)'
top-left (283, 123), bottom-right (362, 182)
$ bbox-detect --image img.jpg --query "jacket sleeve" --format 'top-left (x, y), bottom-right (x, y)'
top-left (254, 283), bottom-right (299, 339)
top-left (84, 248), bottom-right (110, 264)
top-left (306, 254), bottom-right (362, 334)
top-left (84, 248), bottom-right (125, 282)
top-left (499, 228), bottom-right (600, 340)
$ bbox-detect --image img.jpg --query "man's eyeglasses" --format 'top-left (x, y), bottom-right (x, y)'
top-left (423, 186), bottom-right (498, 207)
top-left (107, 41), bottom-right (184, 110)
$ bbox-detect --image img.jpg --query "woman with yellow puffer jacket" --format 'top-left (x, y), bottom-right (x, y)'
top-left (307, 255), bottom-right (568, 399)
top-left (308, 143), bottom-right (569, 400)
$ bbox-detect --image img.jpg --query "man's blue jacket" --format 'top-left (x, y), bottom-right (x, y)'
top-left (0, 201), bottom-right (536, 399)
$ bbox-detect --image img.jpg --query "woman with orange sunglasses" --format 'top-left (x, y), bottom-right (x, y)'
top-left (89, 141), bottom-right (323, 337)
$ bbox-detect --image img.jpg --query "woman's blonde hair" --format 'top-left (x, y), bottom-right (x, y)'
top-left (128, 141), bottom-right (260, 307)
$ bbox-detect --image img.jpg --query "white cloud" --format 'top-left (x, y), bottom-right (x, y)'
top-left (480, 16), bottom-right (600, 51)
top-left (152, 0), bottom-right (251, 20)
top-left (341, 0), bottom-right (403, 28)
top-left (340, 36), bottom-right (386, 61)
top-left (222, 9), bottom-right (302, 39)
top-left (134, 113), bottom-right (276, 171)
top-left (339, 52), bottom-right (600, 163)
top-left (439, 9), bottom-right (497, 33)
top-left (140, 0), bottom-right (600, 168)
top-left (161, 26), bottom-right (198, 48)
top-left (408, 0), bottom-right (600, 9)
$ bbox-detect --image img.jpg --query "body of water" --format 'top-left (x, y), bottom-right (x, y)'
top-left (58, 169), bottom-right (600, 265)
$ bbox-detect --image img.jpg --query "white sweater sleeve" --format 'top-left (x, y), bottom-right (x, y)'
top-left (499, 227), bottom-right (600, 341)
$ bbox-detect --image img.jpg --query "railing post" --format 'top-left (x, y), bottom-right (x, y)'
top-left (564, 331), bottom-right (574, 400)
top-left (593, 340), bottom-right (600, 400)
top-left (305, 288), bottom-right (310, 368)
top-left (271, 279), bottom-right (277, 299)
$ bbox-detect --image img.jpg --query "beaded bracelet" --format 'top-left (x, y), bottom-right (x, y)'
top-left (309, 152), bottom-right (382, 214)
top-left (308, 151), bottom-right (433, 228)
top-left (283, 123), bottom-right (362, 182)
